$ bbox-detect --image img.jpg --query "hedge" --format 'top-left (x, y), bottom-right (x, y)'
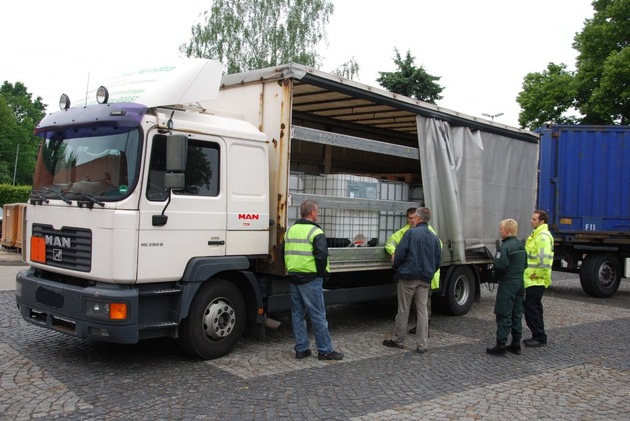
top-left (0, 184), bottom-right (31, 208)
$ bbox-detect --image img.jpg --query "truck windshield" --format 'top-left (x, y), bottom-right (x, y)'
top-left (32, 130), bottom-right (141, 200)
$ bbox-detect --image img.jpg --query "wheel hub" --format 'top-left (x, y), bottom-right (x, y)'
top-left (598, 263), bottom-right (614, 287)
top-left (203, 299), bottom-right (236, 339)
top-left (454, 276), bottom-right (470, 305)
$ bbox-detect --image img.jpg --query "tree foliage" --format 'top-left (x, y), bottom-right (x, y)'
top-left (0, 82), bottom-right (45, 185)
top-left (376, 49), bottom-right (444, 104)
top-left (516, 63), bottom-right (579, 130)
top-left (330, 57), bottom-right (360, 80)
top-left (573, 0), bottom-right (630, 124)
top-left (517, 0), bottom-right (629, 129)
top-left (180, 0), bottom-right (334, 74)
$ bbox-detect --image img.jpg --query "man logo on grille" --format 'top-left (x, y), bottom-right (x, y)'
top-left (45, 235), bottom-right (71, 248)
top-left (53, 249), bottom-right (63, 262)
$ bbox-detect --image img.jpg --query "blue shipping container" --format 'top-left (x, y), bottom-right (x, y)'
top-left (536, 125), bottom-right (630, 234)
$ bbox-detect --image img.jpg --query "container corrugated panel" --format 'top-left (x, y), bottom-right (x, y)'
top-left (1, 204), bottom-right (20, 248)
top-left (536, 125), bottom-right (630, 233)
top-left (14, 203), bottom-right (27, 249)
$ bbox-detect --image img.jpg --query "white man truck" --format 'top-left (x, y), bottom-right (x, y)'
top-left (16, 60), bottom-right (539, 359)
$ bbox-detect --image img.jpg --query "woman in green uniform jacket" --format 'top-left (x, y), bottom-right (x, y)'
top-left (486, 218), bottom-right (527, 356)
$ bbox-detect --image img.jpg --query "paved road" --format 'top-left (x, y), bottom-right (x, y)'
top-left (1, 259), bottom-right (629, 420)
top-left (0, 248), bottom-right (26, 291)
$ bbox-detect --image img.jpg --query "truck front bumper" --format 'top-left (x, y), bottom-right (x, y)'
top-left (15, 268), bottom-right (140, 344)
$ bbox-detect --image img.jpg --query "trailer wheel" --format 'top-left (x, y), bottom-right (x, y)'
top-left (579, 253), bottom-right (622, 298)
top-left (177, 279), bottom-right (245, 359)
top-left (435, 266), bottom-right (475, 316)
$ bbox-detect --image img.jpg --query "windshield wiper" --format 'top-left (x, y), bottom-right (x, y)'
top-left (40, 187), bottom-right (72, 204)
top-left (67, 192), bottom-right (105, 208)
top-left (30, 189), bottom-right (50, 205)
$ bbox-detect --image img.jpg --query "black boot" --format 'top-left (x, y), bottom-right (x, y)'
top-left (486, 343), bottom-right (506, 356)
top-left (506, 340), bottom-right (521, 355)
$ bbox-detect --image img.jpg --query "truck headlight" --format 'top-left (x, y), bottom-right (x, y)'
top-left (85, 300), bottom-right (128, 321)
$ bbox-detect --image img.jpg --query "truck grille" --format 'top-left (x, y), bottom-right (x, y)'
top-left (32, 224), bottom-right (92, 272)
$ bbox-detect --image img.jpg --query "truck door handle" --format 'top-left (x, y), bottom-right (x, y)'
top-left (208, 240), bottom-right (225, 246)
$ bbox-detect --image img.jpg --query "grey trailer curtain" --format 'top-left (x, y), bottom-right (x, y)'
top-left (417, 116), bottom-right (538, 265)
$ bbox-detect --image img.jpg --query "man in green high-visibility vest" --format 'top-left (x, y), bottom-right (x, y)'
top-left (284, 200), bottom-right (344, 361)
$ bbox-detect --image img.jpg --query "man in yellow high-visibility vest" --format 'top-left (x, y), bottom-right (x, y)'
top-left (284, 200), bottom-right (343, 361)
top-left (523, 210), bottom-right (554, 347)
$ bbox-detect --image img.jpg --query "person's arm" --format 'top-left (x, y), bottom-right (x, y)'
top-left (392, 230), bottom-right (411, 270)
top-left (384, 224), bottom-right (408, 255)
top-left (312, 233), bottom-right (329, 278)
top-left (494, 242), bottom-right (510, 277)
top-left (537, 234), bottom-right (553, 279)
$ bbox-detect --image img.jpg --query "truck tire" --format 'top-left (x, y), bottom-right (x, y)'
top-left (177, 279), bottom-right (246, 359)
top-left (434, 266), bottom-right (475, 316)
top-left (579, 253), bottom-right (622, 298)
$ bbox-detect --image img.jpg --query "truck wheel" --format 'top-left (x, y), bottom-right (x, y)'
top-left (437, 266), bottom-right (475, 316)
top-left (177, 279), bottom-right (245, 359)
top-left (579, 253), bottom-right (622, 298)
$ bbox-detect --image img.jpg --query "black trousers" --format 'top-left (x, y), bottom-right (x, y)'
top-left (524, 285), bottom-right (547, 342)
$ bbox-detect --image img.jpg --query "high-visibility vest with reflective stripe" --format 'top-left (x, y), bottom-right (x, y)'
top-left (385, 224), bottom-right (411, 255)
top-left (524, 224), bottom-right (554, 288)
top-left (428, 225), bottom-right (442, 290)
top-left (284, 223), bottom-right (330, 273)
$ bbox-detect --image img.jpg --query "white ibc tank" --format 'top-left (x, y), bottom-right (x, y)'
top-left (303, 174), bottom-right (380, 246)
top-left (378, 180), bottom-right (410, 245)
top-left (288, 172), bottom-right (304, 223)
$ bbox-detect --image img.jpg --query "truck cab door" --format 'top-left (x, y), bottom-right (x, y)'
top-left (137, 133), bottom-right (227, 282)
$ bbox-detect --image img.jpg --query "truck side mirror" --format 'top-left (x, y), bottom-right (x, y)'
top-left (164, 135), bottom-right (187, 190)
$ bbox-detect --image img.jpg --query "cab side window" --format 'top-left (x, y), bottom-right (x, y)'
top-left (147, 135), bottom-right (220, 201)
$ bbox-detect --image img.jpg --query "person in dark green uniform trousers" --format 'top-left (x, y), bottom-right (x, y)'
top-left (487, 218), bottom-right (527, 356)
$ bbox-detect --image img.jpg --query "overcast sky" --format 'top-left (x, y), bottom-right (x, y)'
top-left (2, 0), bottom-right (594, 128)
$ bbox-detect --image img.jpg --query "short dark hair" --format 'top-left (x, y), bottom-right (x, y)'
top-left (534, 209), bottom-right (549, 224)
top-left (406, 207), bottom-right (417, 216)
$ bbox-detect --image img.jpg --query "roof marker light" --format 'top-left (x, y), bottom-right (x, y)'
top-left (59, 94), bottom-right (71, 110)
top-left (96, 86), bottom-right (109, 104)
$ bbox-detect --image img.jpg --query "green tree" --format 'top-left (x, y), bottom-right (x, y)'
top-left (180, 0), bottom-right (334, 74)
top-left (517, 0), bottom-right (629, 128)
top-left (0, 81), bottom-right (45, 185)
top-left (330, 57), bottom-right (360, 80)
top-left (376, 48), bottom-right (444, 104)
top-left (516, 63), bottom-right (579, 130)
top-left (573, 0), bottom-right (630, 124)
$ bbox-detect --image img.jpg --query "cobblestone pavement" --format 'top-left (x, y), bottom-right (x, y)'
top-left (1, 269), bottom-right (629, 420)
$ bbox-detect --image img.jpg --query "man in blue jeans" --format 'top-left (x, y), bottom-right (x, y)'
top-left (284, 200), bottom-right (344, 361)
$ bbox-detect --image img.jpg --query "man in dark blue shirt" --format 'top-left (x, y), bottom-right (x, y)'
top-left (383, 207), bottom-right (441, 353)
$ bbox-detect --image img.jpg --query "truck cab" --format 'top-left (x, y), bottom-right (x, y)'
top-left (17, 60), bottom-right (271, 358)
